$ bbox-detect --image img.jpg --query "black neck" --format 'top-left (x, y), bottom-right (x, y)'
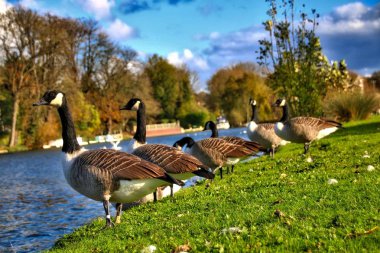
top-left (250, 104), bottom-right (258, 122)
top-left (134, 102), bottom-right (146, 144)
top-left (174, 137), bottom-right (194, 148)
top-left (280, 104), bottom-right (289, 122)
top-left (209, 122), bottom-right (218, 138)
top-left (57, 101), bottom-right (81, 153)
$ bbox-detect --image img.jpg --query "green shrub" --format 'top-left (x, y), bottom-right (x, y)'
top-left (324, 90), bottom-right (380, 121)
top-left (180, 111), bottom-right (209, 129)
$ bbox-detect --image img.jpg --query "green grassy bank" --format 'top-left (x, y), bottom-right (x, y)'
top-left (50, 117), bottom-right (380, 252)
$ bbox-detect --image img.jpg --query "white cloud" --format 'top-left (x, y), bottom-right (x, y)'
top-left (80, 0), bottom-right (114, 20)
top-left (183, 49), bottom-right (193, 59)
top-left (316, 2), bottom-right (380, 73)
top-left (167, 49), bottom-right (209, 70)
top-left (318, 2), bottom-right (380, 35)
top-left (0, 0), bottom-right (11, 13)
top-left (334, 2), bottom-right (369, 19)
top-left (19, 0), bottom-right (39, 9)
top-left (167, 51), bottom-right (182, 65)
top-left (106, 19), bottom-right (135, 40)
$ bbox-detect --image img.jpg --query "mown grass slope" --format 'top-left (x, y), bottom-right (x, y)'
top-left (50, 117), bottom-right (380, 252)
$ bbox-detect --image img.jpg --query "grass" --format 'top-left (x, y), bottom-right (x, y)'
top-left (49, 116), bottom-right (380, 252)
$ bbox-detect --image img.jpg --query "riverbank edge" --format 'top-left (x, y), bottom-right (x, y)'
top-left (49, 116), bottom-right (380, 252)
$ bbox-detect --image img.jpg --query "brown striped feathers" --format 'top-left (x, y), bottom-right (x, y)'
top-left (132, 144), bottom-right (214, 179)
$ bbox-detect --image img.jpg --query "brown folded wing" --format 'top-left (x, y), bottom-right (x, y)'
top-left (73, 149), bottom-right (167, 180)
top-left (290, 117), bottom-right (342, 131)
top-left (259, 122), bottom-right (275, 130)
top-left (198, 138), bottom-right (254, 158)
top-left (221, 136), bottom-right (262, 152)
top-left (132, 144), bottom-right (207, 174)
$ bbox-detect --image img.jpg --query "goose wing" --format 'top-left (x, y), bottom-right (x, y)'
top-left (259, 122), bottom-right (275, 130)
top-left (221, 136), bottom-right (262, 152)
top-left (290, 117), bottom-right (342, 130)
top-left (132, 144), bottom-right (208, 174)
top-left (198, 138), bottom-right (254, 158)
top-left (73, 149), bottom-right (175, 182)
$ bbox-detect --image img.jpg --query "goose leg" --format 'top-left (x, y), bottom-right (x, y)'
top-left (231, 165), bottom-right (234, 173)
top-left (220, 168), bottom-right (223, 179)
top-left (153, 191), bottom-right (157, 202)
top-left (304, 143), bottom-right (310, 154)
top-left (170, 185), bottom-right (174, 198)
top-left (271, 146), bottom-right (275, 158)
top-left (115, 203), bottom-right (123, 224)
top-left (103, 199), bottom-right (114, 228)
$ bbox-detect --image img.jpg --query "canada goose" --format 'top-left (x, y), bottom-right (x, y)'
top-left (246, 99), bottom-right (288, 157)
top-left (173, 136), bottom-right (259, 179)
top-left (120, 98), bottom-right (214, 197)
top-left (33, 90), bottom-right (182, 227)
top-left (203, 120), bottom-right (263, 173)
top-left (272, 98), bottom-right (342, 154)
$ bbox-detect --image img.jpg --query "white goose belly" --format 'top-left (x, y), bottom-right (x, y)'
top-left (110, 179), bottom-right (166, 203)
top-left (226, 157), bottom-right (241, 165)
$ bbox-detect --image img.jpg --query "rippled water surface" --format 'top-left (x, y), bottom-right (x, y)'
top-left (0, 128), bottom-right (247, 252)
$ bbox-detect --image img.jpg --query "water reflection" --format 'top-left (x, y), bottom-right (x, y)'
top-left (0, 128), bottom-right (247, 252)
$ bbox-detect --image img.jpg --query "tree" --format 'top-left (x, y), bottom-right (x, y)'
top-left (0, 7), bottom-right (42, 147)
top-left (258, 0), bottom-right (349, 116)
top-left (207, 63), bottom-right (273, 126)
top-left (144, 55), bottom-right (194, 120)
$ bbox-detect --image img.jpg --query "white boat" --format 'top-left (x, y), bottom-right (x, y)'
top-left (216, 116), bottom-right (230, 129)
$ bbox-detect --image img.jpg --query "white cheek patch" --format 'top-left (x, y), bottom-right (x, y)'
top-left (276, 122), bottom-right (285, 131)
top-left (131, 101), bottom-right (140, 111)
top-left (279, 99), bottom-right (286, 106)
top-left (50, 93), bottom-right (63, 107)
top-left (252, 100), bottom-right (256, 106)
top-left (248, 121), bottom-right (258, 132)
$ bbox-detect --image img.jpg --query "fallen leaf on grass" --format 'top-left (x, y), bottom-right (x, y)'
top-left (345, 226), bottom-right (379, 239)
top-left (367, 165), bottom-right (375, 172)
top-left (274, 209), bottom-right (285, 218)
top-left (172, 242), bottom-right (191, 253)
top-left (222, 227), bottom-right (242, 234)
top-left (306, 157), bottom-right (313, 163)
top-left (363, 151), bottom-right (370, 158)
top-left (328, 179), bottom-right (338, 185)
top-left (141, 245), bottom-right (156, 253)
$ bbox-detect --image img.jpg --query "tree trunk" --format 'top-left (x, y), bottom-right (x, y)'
top-left (106, 118), bottom-right (113, 134)
top-left (9, 93), bottom-right (19, 147)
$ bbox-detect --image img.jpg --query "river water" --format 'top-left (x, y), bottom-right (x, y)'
top-left (0, 128), bottom-right (249, 252)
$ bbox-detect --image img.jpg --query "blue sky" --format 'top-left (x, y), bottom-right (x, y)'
top-left (1, 0), bottom-right (379, 90)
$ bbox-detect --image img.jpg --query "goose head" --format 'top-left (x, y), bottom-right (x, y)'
top-left (173, 137), bottom-right (195, 150)
top-left (33, 90), bottom-right (65, 107)
top-left (249, 98), bottom-right (257, 106)
top-left (120, 98), bottom-right (142, 111)
top-left (272, 98), bottom-right (286, 107)
top-left (203, 121), bottom-right (216, 131)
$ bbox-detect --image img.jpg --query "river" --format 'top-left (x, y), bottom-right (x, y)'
top-left (0, 127), bottom-right (248, 252)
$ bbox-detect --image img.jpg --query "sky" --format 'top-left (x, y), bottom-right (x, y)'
top-left (1, 0), bottom-right (379, 90)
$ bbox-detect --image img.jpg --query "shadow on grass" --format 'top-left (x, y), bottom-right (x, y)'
top-left (329, 122), bottom-right (380, 138)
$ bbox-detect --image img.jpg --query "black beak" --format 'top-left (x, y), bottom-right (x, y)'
top-left (33, 99), bottom-right (48, 106)
top-left (119, 105), bottom-right (128, 110)
top-left (271, 103), bottom-right (278, 107)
